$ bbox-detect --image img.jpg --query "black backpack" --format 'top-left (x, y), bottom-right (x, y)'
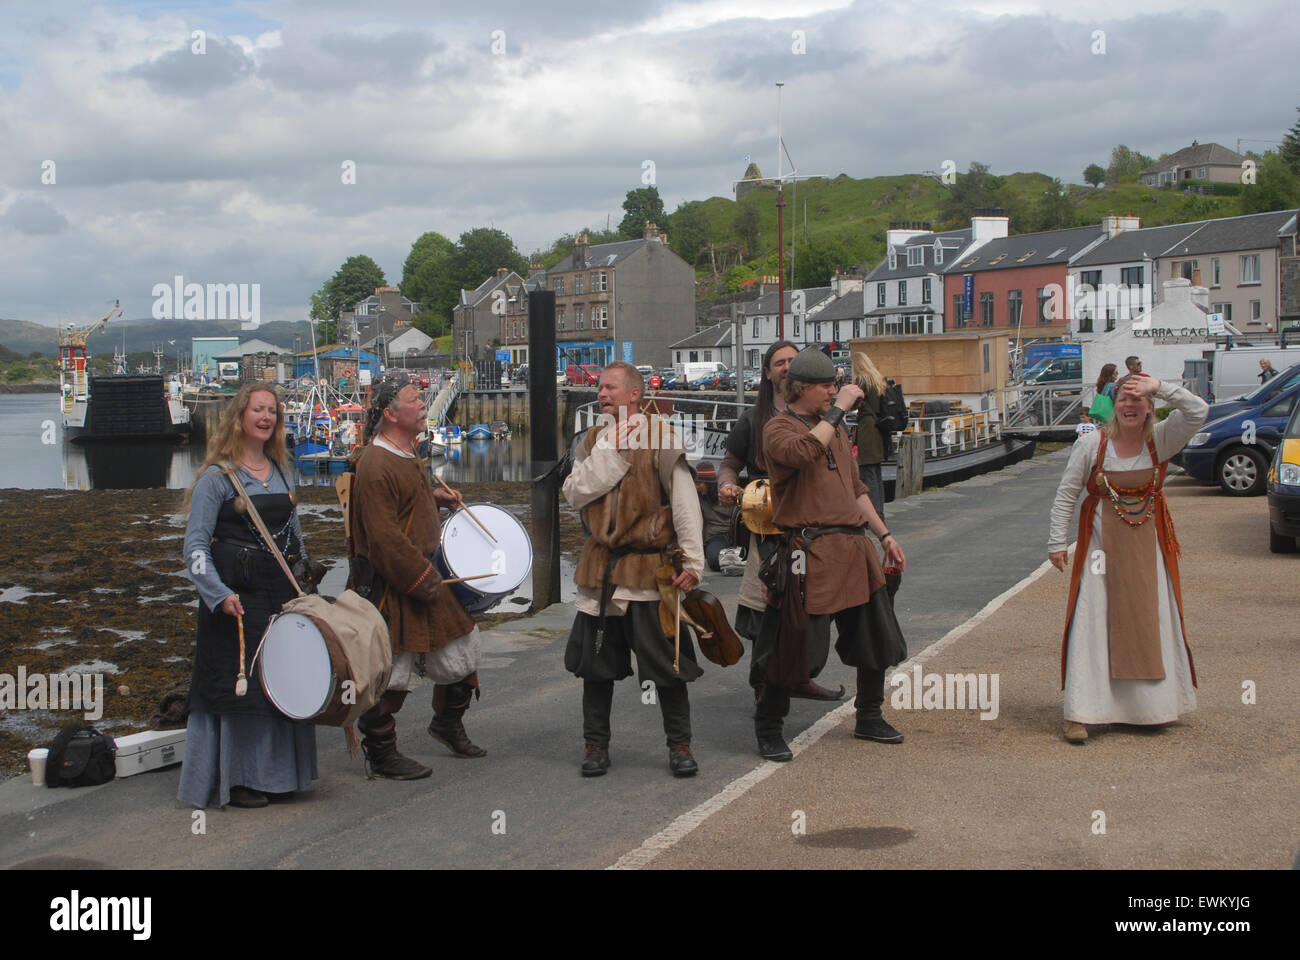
top-left (45, 722), bottom-right (117, 788)
top-left (876, 380), bottom-right (909, 434)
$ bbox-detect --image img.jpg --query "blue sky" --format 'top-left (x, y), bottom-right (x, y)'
top-left (0, 0), bottom-right (1296, 329)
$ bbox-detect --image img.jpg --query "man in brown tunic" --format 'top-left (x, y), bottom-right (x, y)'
top-left (754, 348), bottom-right (909, 761)
top-left (562, 362), bottom-right (706, 778)
top-left (348, 376), bottom-right (483, 779)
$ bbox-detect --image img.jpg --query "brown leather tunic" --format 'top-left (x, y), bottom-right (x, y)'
top-left (347, 443), bottom-right (475, 653)
top-left (763, 410), bottom-right (887, 615)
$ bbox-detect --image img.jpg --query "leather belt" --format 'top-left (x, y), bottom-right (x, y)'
top-left (799, 525), bottom-right (867, 542)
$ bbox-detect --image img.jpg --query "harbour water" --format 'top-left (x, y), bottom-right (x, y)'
top-left (0, 394), bottom-right (539, 490)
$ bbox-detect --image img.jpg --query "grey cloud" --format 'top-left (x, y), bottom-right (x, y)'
top-left (126, 35), bottom-right (255, 96)
top-left (1, 195), bottom-right (70, 234)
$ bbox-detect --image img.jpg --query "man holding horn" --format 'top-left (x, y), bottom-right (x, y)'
top-left (348, 375), bottom-right (486, 780)
top-left (562, 362), bottom-right (706, 778)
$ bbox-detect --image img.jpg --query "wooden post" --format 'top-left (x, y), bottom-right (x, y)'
top-left (529, 291), bottom-right (561, 611)
top-left (895, 432), bottom-right (925, 499)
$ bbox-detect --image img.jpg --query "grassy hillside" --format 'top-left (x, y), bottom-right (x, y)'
top-left (0, 317), bottom-right (316, 359)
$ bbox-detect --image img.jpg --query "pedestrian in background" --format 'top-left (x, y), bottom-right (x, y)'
top-left (851, 350), bottom-right (889, 519)
top-left (1259, 358), bottom-right (1278, 383)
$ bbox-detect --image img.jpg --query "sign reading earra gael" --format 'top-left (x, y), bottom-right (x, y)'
top-left (495, 350), bottom-right (510, 362)
top-left (1132, 326), bottom-right (1210, 345)
top-left (622, 341), bottom-right (634, 363)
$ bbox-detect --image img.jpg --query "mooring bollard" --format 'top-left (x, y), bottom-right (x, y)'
top-left (895, 432), bottom-right (925, 499)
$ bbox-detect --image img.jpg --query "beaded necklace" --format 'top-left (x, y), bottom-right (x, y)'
top-left (1096, 437), bottom-right (1158, 528)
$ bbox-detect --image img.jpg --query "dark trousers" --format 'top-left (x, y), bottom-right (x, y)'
top-left (858, 463), bottom-right (885, 520)
top-left (583, 679), bottom-right (692, 748)
top-left (755, 667), bottom-right (886, 738)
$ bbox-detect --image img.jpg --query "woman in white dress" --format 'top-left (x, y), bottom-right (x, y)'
top-left (1048, 374), bottom-right (1208, 742)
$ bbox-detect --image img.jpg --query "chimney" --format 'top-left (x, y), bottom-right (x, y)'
top-left (971, 208), bottom-right (1009, 244)
top-left (496, 267), bottom-right (508, 277)
top-left (886, 220), bottom-right (932, 248)
top-left (1102, 215), bottom-right (1141, 238)
top-left (575, 232), bottom-right (589, 265)
top-left (643, 222), bottom-right (660, 240)
top-left (832, 266), bottom-right (864, 297)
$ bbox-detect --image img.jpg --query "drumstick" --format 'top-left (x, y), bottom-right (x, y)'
top-left (442, 573), bottom-right (497, 584)
top-left (433, 474), bottom-right (497, 543)
top-left (235, 613), bottom-right (248, 696)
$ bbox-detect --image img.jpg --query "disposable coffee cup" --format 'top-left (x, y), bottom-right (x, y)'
top-left (28, 748), bottom-right (49, 786)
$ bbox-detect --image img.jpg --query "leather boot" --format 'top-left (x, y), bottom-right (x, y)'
top-left (668, 744), bottom-right (698, 777)
top-left (429, 681), bottom-right (487, 759)
top-left (852, 668), bottom-right (903, 744)
top-left (358, 692), bottom-right (432, 780)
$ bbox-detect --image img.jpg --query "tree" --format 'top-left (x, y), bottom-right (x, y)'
top-left (1105, 145), bottom-right (1153, 185)
top-left (619, 186), bottom-right (666, 239)
top-left (733, 203), bottom-right (760, 257)
top-left (450, 227), bottom-right (527, 290)
top-left (1083, 164), bottom-right (1106, 188)
top-left (1280, 107), bottom-right (1300, 176)
top-left (1239, 152), bottom-right (1300, 215)
top-left (940, 161), bottom-right (1004, 225)
top-left (400, 231), bottom-right (454, 303)
top-left (1031, 178), bottom-right (1075, 231)
top-left (668, 202), bottom-right (709, 267)
top-left (308, 254), bottom-right (385, 346)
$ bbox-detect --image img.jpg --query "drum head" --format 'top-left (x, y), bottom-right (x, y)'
top-left (259, 612), bottom-right (333, 720)
top-left (440, 503), bottom-right (532, 596)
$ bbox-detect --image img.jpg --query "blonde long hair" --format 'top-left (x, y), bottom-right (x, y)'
top-left (852, 351), bottom-right (887, 397)
top-left (184, 381), bottom-right (289, 510)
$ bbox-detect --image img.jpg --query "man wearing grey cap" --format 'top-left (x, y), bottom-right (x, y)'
top-left (752, 348), bottom-right (909, 761)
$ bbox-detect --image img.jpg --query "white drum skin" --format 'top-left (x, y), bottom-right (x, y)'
top-left (258, 612), bottom-right (335, 720)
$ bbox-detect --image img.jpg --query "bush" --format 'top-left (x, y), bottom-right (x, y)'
top-left (5, 364), bottom-right (33, 383)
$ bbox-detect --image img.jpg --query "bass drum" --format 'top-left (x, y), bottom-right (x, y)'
top-left (434, 503), bottom-right (533, 614)
top-left (257, 612), bottom-right (336, 721)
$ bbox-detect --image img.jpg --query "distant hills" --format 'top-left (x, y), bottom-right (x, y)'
top-left (0, 317), bottom-right (315, 359)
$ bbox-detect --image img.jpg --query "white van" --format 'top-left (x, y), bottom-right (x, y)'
top-left (674, 361), bottom-right (727, 387)
top-left (1205, 346), bottom-right (1299, 401)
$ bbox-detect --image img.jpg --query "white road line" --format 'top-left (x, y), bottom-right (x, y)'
top-left (607, 555), bottom-right (1062, 870)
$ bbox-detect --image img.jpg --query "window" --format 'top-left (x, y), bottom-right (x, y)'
top-left (1037, 287), bottom-right (1053, 324)
top-left (888, 249), bottom-right (897, 270)
top-left (1105, 309), bottom-right (1115, 332)
top-left (576, 308), bottom-right (585, 330)
top-left (1008, 289), bottom-right (1023, 328)
top-left (979, 292), bottom-right (994, 326)
top-left (953, 293), bottom-right (966, 329)
top-left (877, 283), bottom-right (886, 307)
top-left (522, 321), bottom-right (527, 338)
top-left (1212, 302), bottom-right (1234, 324)
top-left (704, 350), bottom-right (712, 361)
top-left (793, 316), bottom-right (800, 337)
top-left (512, 321), bottom-right (519, 338)
top-left (1249, 299), bottom-right (1261, 323)
top-left (1240, 254), bottom-right (1260, 284)
top-left (898, 280), bottom-right (907, 306)
top-left (907, 247), bottom-right (923, 266)
top-left (1120, 265), bottom-right (1144, 288)
top-left (552, 277), bottom-right (565, 293)
top-left (905, 315), bottom-right (924, 334)
top-left (558, 306), bottom-right (566, 330)
top-left (983, 342), bottom-right (991, 374)
top-left (1175, 259), bottom-right (1199, 281)
top-left (689, 350), bottom-right (699, 362)
top-left (752, 316), bottom-right (759, 337)
top-left (574, 274), bottom-right (584, 294)
top-left (934, 240), bottom-right (943, 264)
top-left (1196, 167), bottom-right (1207, 179)
top-left (1262, 395), bottom-right (1296, 419)
top-left (853, 319), bottom-right (861, 338)
top-left (598, 271), bottom-right (609, 291)
top-left (1078, 310), bottom-right (1093, 334)
top-left (1211, 257), bottom-right (1221, 286)
top-left (922, 278), bottom-right (932, 304)
top-left (593, 305), bottom-right (608, 328)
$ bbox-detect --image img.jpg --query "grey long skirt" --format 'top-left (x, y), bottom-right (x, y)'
top-left (177, 710), bottom-right (318, 809)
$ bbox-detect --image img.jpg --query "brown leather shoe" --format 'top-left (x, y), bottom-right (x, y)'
top-left (581, 743), bottom-right (610, 777)
top-left (227, 786), bottom-right (268, 808)
top-left (429, 717), bottom-right (488, 759)
top-left (789, 679), bottom-right (846, 701)
top-left (668, 744), bottom-right (698, 777)
top-left (1063, 721), bottom-right (1088, 743)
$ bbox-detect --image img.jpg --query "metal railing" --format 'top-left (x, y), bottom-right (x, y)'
top-left (999, 380), bottom-right (1084, 429)
top-left (426, 371), bottom-right (462, 429)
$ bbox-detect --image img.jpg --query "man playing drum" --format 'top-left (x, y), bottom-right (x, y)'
top-left (562, 362), bottom-right (706, 778)
top-left (754, 348), bottom-right (909, 761)
top-left (348, 376), bottom-right (486, 780)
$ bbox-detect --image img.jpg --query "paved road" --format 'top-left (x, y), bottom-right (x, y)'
top-left (0, 449), bottom-right (1081, 869)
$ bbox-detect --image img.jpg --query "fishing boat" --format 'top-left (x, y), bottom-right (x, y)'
top-left (489, 420), bottom-right (511, 440)
top-left (59, 301), bottom-right (191, 443)
top-left (466, 423), bottom-right (492, 440)
top-left (439, 424), bottom-right (463, 445)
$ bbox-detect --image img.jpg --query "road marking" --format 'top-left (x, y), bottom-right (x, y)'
top-left (607, 556), bottom-right (1062, 870)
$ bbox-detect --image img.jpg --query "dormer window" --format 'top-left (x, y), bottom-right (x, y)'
top-left (934, 241), bottom-right (943, 264)
top-left (907, 247), bottom-right (923, 267)
top-left (888, 248), bottom-right (897, 270)
top-left (989, 254), bottom-right (1007, 266)
top-left (1016, 250), bottom-right (1036, 263)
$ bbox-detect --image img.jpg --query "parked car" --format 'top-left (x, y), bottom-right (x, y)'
top-left (744, 369), bottom-right (762, 391)
top-left (513, 363), bottom-right (529, 384)
top-left (635, 364), bottom-right (654, 379)
top-left (1175, 379), bottom-right (1300, 495)
top-left (688, 372), bottom-right (721, 390)
top-left (1022, 356), bottom-right (1083, 384)
top-left (1266, 400), bottom-right (1300, 552)
top-left (565, 363), bottom-right (602, 386)
top-left (1206, 362), bottom-right (1300, 423)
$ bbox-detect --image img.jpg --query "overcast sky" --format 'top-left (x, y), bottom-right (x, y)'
top-left (1, 0), bottom-right (1296, 330)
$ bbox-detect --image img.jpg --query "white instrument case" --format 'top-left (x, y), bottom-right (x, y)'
top-left (113, 729), bottom-right (186, 778)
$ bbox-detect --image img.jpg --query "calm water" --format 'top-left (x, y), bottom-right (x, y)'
top-left (0, 394), bottom-right (543, 490)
